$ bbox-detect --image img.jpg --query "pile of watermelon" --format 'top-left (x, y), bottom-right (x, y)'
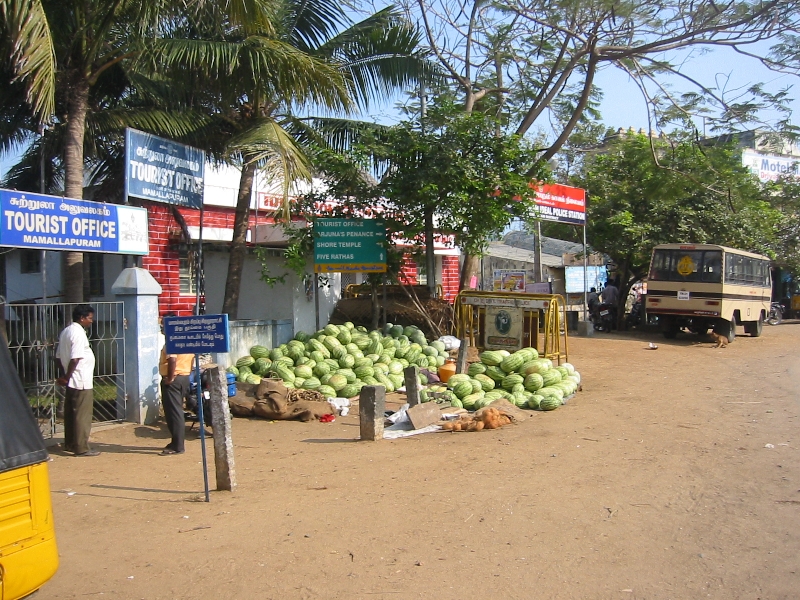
top-left (426, 348), bottom-right (581, 411)
top-left (227, 323), bottom-right (581, 411)
top-left (226, 322), bottom-right (449, 400)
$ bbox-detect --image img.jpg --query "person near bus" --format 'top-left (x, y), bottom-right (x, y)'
top-left (587, 287), bottom-right (600, 312)
top-left (159, 344), bottom-right (195, 455)
top-left (56, 304), bottom-right (99, 457)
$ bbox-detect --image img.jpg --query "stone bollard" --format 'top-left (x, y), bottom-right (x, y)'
top-left (404, 365), bottom-right (420, 407)
top-left (455, 339), bottom-right (468, 374)
top-left (359, 385), bottom-right (385, 441)
top-left (205, 365), bottom-right (237, 492)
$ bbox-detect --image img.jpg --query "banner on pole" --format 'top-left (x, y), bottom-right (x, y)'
top-left (533, 183), bottom-right (586, 225)
top-left (0, 189), bottom-right (149, 254)
top-left (125, 128), bottom-right (205, 209)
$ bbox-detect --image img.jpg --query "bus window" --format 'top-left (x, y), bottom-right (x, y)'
top-left (701, 251), bottom-right (722, 283)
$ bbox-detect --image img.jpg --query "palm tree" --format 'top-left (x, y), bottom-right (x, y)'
top-left (1, 0), bottom-right (276, 302)
top-left (150, 0), bottom-right (428, 318)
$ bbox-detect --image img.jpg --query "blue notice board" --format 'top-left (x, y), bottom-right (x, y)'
top-left (163, 314), bottom-right (230, 354)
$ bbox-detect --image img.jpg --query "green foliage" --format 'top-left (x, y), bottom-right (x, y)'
top-left (574, 132), bottom-right (782, 289)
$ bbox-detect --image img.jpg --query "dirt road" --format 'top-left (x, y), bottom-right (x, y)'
top-left (40, 323), bottom-right (800, 599)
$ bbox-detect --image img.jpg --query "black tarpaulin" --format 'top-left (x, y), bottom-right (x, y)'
top-left (0, 333), bottom-right (48, 473)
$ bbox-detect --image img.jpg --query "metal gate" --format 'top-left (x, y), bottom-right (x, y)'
top-left (454, 291), bottom-right (569, 364)
top-left (4, 302), bottom-right (126, 438)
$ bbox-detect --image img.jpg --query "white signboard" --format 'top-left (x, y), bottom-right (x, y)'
top-left (484, 306), bottom-right (524, 350)
top-left (742, 149), bottom-right (800, 182)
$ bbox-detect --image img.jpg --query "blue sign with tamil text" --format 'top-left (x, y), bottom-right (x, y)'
top-left (0, 189), bottom-right (149, 254)
top-left (125, 128), bottom-right (205, 209)
top-left (163, 314), bottom-right (230, 354)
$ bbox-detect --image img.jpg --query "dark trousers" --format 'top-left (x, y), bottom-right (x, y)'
top-left (64, 387), bottom-right (94, 454)
top-left (161, 375), bottom-right (190, 452)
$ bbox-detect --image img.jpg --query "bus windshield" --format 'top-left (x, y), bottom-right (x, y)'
top-left (649, 249), bottom-right (723, 283)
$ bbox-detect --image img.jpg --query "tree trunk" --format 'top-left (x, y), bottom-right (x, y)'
top-left (370, 281), bottom-right (379, 331)
top-left (221, 159), bottom-right (257, 319)
top-left (424, 206), bottom-right (436, 297)
top-left (459, 254), bottom-right (480, 290)
top-left (62, 79), bottom-right (90, 303)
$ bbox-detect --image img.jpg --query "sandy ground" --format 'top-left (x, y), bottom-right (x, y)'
top-left (38, 322), bottom-right (800, 600)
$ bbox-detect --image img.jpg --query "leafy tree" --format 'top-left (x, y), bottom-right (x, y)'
top-left (0, 0), bottom-right (222, 301)
top-left (286, 105), bottom-right (545, 299)
top-left (145, 0), bottom-right (428, 319)
top-left (574, 131), bottom-right (781, 322)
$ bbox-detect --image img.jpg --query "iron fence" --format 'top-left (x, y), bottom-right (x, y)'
top-left (4, 302), bottom-right (126, 438)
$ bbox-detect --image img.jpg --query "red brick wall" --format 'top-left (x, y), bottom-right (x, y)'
top-left (399, 255), bottom-right (418, 285)
top-left (140, 201), bottom-right (258, 316)
top-left (441, 255), bottom-right (460, 301)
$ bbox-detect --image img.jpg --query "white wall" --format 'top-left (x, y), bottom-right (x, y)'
top-left (4, 249), bottom-right (61, 302)
top-left (201, 250), bottom-right (340, 333)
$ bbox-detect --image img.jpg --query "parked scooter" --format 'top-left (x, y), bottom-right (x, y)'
top-left (625, 299), bottom-right (644, 329)
top-left (185, 369), bottom-right (213, 427)
top-left (591, 302), bottom-right (616, 332)
top-left (767, 301), bottom-right (783, 326)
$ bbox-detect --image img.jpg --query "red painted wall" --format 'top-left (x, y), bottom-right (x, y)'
top-left (141, 201), bottom-right (461, 314)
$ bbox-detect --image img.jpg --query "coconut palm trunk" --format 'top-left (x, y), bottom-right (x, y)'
top-left (62, 79), bottom-right (90, 302)
top-left (222, 159), bottom-right (257, 319)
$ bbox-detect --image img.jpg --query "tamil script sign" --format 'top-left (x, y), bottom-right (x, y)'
top-left (0, 189), bottom-right (149, 255)
top-left (742, 149), bottom-right (800, 183)
top-left (125, 128), bottom-right (205, 209)
top-left (565, 265), bottom-right (607, 294)
top-left (533, 183), bottom-right (586, 225)
top-left (163, 314), bottom-right (230, 354)
top-left (314, 218), bottom-right (387, 273)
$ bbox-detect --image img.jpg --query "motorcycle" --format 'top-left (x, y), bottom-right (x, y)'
top-left (186, 369), bottom-right (213, 427)
top-left (591, 302), bottom-right (616, 332)
top-left (625, 299), bottom-right (643, 329)
top-left (767, 302), bottom-right (783, 326)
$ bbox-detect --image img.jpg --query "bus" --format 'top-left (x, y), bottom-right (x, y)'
top-left (645, 244), bottom-right (771, 342)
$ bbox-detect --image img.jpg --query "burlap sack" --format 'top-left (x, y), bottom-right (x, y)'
top-left (251, 378), bottom-right (333, 422)
top-left (228, 395), bottom-right (255, 417)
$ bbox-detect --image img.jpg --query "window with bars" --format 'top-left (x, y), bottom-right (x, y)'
top-left (179, 248), bottom-right (199, 295)
top-left (20, 249), bottom-right (41, 274)
top-left (86, 253), bottom-right (105, 297)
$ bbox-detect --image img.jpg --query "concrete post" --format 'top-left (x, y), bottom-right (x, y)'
top-left (111, 267), bottom-right (163, 424)
top-left (359, 385), bottom-right (385, 441)
top-left (206, 365), bottom-right (236, 491)
top-left (404, 365), bottom-right (420, 407)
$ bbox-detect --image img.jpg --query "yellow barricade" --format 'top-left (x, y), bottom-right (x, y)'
top-left (453, 291), bottom-right (569, 364)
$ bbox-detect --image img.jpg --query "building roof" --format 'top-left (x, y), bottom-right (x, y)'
top-left (502, 231), bottom-right (587, 257)
top-left (485, 241), bottom-right (563, 268)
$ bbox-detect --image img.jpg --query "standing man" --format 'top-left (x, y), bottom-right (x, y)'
top-left (57, 304), bottom-right (99, 457)
top-left (159, 341), bottom-right (194, 455)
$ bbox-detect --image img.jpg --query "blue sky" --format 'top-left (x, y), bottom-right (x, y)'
top-left (2, 45), bottom-right (798, 181)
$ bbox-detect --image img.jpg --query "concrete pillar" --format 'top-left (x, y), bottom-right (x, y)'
top-left (404, 366), bottom-right (420, 407)
top-left (206, 365), bottom-right (236, 492)
top-left (111, 267), bottom-right (163, 424)
top-left (359, 385), bottom-right (385, 441)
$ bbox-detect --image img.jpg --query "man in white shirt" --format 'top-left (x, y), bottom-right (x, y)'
top-left (57, 304), bottom-right (99, 456)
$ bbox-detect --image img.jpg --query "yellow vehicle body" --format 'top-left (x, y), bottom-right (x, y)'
top-left (0, 461), bottom-right (59, 600)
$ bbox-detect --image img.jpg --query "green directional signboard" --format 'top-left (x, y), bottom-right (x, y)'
top-left (314, 218), bottom-right (387, 273)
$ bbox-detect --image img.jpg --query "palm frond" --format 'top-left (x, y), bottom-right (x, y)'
top-left (285, 115), bottom-right (389, 152)
top-left (283, 0), bottom-right (348, 53)
top-left (1, 0), bottom-right (56, 120)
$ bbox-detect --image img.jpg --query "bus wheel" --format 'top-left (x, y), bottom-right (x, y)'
top-left (662, 317), bottom-right (679, 339)
top-left (718, 316), bottom-right (736, 343)
top-left (745, 315), bottom-right (763, 337)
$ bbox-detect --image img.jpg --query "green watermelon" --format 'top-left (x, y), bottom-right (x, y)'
top-left (524, 373), bottom-right (544, 392)
top-left (539, 397), bottom-right (560, 411)
top-left (250, 345), bottom-right (269, 359)
top-left (236, 355), bottom-right (255, 368)
top-left (468, 362), bottom-right (487, 376)
top-left (480, 350), bottom-right (504, 366)
top-left (317, 385), bottom-right (336, 398)
top-left (500, 353), bottom-right (525, 373)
